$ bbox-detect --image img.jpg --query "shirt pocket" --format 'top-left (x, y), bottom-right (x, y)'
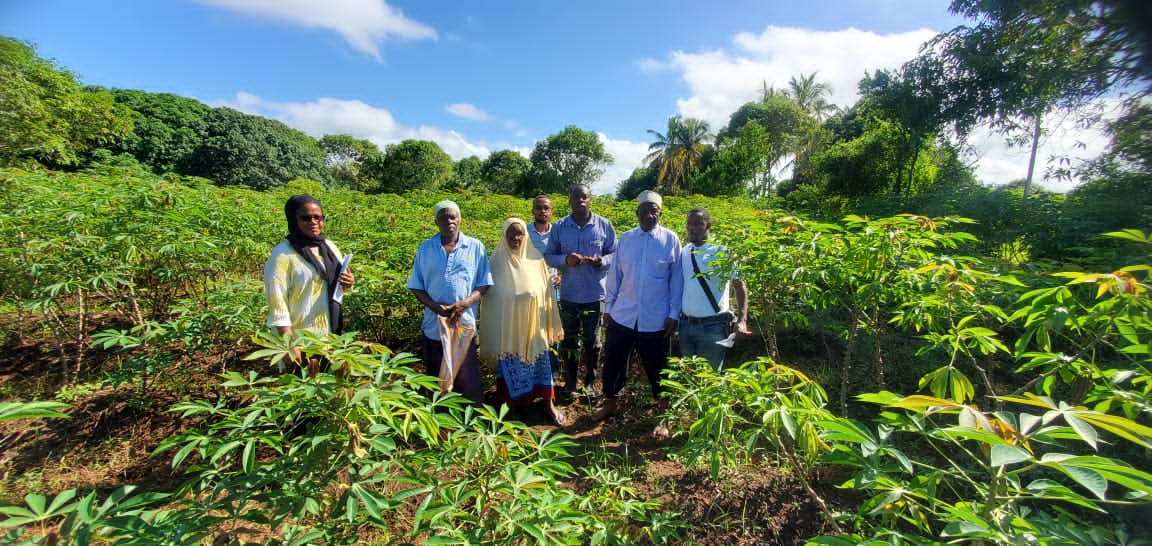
top-left (445, 254), bottom-right (474, 283)
top-left (649, 258), bottom-right (669, 279)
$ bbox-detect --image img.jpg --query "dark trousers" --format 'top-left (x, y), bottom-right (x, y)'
top-left (421, 335), bottom-right (484, 406)
top-left (601, 316), bottom-right (671, 400)
top-left (558, 300), bottom-right (602, 389)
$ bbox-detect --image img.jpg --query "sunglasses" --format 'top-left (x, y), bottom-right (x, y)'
top-left (298, 214), bottom-right (325, 222)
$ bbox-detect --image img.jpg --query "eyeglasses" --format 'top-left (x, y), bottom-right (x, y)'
top-left (298, 214), bottom-right (325, 222)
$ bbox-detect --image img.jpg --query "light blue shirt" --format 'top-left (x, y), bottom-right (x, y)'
top-left (606, 224), bottom-right (683, 332)
top-left (407, 233), bottom-right (493, 340)
top-left (528, 222), bottom-right (552, 256)
top-left (528, 222), bottom-right (559, 279)
top-left (544, 213), bottom-right (616, 304)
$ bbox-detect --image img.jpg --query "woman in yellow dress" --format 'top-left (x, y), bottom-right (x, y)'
top-left (478, 218), bottom-right (566, 425)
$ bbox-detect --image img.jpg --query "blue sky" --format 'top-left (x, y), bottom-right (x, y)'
top-left (2, 0), bottom-right (1111, 194)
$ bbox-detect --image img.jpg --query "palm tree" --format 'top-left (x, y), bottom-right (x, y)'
top-left (645, 115), bottom-right (713, 195)
top-left (787, 73), bottom-right (837, 121)
top-left (761, 79), bottom-right (787, 102)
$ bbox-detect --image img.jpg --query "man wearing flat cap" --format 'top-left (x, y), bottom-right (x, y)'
top-left (407, 200), bottom-right (492, 406)
top-left (593, 190), bottom-right (682, 431)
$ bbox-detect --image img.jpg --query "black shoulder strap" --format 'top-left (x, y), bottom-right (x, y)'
top-left (690, 248), bottom-right (721, 315)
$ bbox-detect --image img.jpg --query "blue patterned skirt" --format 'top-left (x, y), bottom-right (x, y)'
top-left (495, 353), bottom-right (556, 406)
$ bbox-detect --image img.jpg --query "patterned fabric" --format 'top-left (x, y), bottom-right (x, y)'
top-left (264, 239), bottom-right (343, 335)
top-left (496, 353), bottom-right (555, 405)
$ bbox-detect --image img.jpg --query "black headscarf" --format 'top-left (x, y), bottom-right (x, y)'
top-left (284, 194), bottom-right (343, 334)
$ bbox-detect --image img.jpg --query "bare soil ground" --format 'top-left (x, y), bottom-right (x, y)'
top-left (0, 323), bottom-right (840, 545)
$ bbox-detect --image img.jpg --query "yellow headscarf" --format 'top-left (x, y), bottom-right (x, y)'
top-left (478, 218), bottom-right (564, 363)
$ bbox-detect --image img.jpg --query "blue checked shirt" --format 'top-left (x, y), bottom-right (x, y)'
top-left (544, 213), bottom-right (616, 304)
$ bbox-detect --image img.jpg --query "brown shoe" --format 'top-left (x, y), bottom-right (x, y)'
top-left (591, 398), bottom-right (620, 422)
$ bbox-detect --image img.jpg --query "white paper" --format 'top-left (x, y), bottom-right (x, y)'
top-left (332, 254), bottom-right (353, 303)
top-left (715, 332), bottom-right (736, 348)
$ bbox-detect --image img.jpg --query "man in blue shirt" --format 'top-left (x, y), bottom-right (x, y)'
top-left (593, 190), bottom-right (683, 426)
top-left (407, 200), bottom-right (493, 406)
top-left (544, 184), bottom-right (617, 396)
top-left (528, 195), bottom-right (562, 375)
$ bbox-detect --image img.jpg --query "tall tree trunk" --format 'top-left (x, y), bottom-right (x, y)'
top-left (904, 144), bottom-right (920, 199)
top-left (1023, 112), bottom-right (1042, 199)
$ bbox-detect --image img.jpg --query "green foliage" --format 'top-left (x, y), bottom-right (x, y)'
top-left (447, 154), bottom-right (483, 191)
top-left (858, 63), bottom-right (950, 197)
top-left (815, 392), bottom-right (1152, 543)
top-left (615, 165), bottom-right (657, 201)
top-left (140, 332), bottom-right (678, 543)
top-left (106, 89), bottom-right (212, 174)
top-left (317, 133), bottom-right (385, 192)
top-left (182, 107), bottom-right (330, 190)
top-left (663, 357), bottom-right (833, 479)
top-left (0, 37), bottom-right (132, 168)
top-left (696, 119), bottom-right (779, 197)
top-left (718, 96), bottom-right (811, 145)
top-left (481, 149), bottom-right (531, 195)
top-left (526, 125), bottom-right (612, 196)
top-left (375, 139), bottom-right (453, 194)
top-left (938, 0), bottom-right (1130, 138)
top-left (0, 401), bottom-right (69, 422)
top-left (1107, 103), bottom-right (1152, 172)
top-left (808, 117), bottom-right (903, 196)
top-left (645, 115), bottom-right (713, 196)
top-left (4, 162), bottom-right (1151, 543)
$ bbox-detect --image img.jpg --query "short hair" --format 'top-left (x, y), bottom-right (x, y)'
top-left (569, 184), bottom-right (591, 196)
top-left (687, 207), bottom-right (711, 222)
top-left (533, 194), bottom-right (551, 204)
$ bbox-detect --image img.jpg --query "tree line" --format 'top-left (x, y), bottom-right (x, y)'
top-left (2, 0), bottom-right (1151, 209)
top-left (0, 36), bottom-right (611, 195)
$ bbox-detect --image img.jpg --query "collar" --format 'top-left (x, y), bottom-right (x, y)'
top-left (435, 232), bottom-right (474, 248)
top-left (562, 213), bottom-right (599, 228)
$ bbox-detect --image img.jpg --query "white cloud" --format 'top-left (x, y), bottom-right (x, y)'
top-left (596, 27), bottom-right (942, 195)
top-left (641, 25), bottom-right (1113, 189)
top-left (966, 102), bottom-right (1119, 192)
top-left (217, 92), bottom-right (491, 160)
top-left (596, 134), bottom-right (650, 196)
top-left (195, 0), bottom-right (436, 60)
top-left (667, 26), bottom-right (938, 129)
top-left (445, 103), bottom-right (492, 121)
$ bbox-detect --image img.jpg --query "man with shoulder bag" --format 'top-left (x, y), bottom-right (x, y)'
top-left (678, 207), bottom-right (750, 371)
